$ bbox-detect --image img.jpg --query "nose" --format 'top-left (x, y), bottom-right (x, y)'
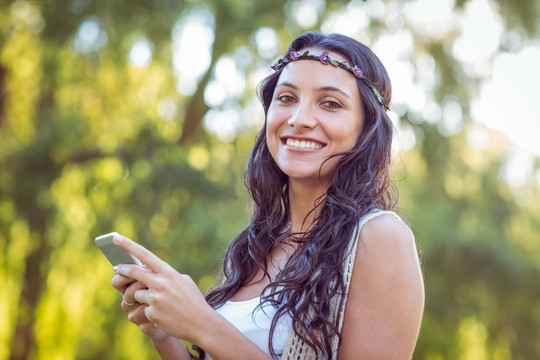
top-left (287, 102), bottom-right (316, 130)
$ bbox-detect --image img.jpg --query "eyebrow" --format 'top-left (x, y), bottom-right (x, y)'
top-left (275, 81), bottom-right (352, 99)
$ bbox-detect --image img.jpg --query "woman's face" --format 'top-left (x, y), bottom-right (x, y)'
top-left (266, 50), bottom-right (365, 187)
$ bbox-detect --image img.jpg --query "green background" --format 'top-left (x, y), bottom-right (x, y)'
top-left (1, 0), bottom-right (539, 359)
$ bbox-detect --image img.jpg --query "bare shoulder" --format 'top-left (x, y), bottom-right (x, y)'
top-left (353, 213), bottom-right (423, 310)
top-left (338, 213), bottom-right (424, 359)
top-left (358, 213), bottom-right (417, 258)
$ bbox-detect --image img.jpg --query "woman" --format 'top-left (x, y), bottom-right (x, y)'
top-left (112, 31), bottom-right (424, 359)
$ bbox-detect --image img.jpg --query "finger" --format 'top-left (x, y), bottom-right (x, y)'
top-left (121, 297), bottom-right (138, 310)
top-left (133, 288), bottom-right (152, 306)
top-left (127, 304), bottom-right (148, 324)
top-left (123, 281), bottom-right (147, 304)
top-left (111, 274), bottom-right (135, 292)
top-left (114, 263), bottom-right (156, 288)
top-left (113, 234), bottom-right (168, 274)
top-left (139, 320), bottom-right (165, 339)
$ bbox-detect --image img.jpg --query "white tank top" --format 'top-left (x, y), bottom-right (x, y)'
top-left (208, 296), bottom-right (291, 359)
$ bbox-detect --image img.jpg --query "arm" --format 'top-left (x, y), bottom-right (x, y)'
top-left (151, 336), bottom-right (192, 360)
top-left (112, 235), bottom-right (272, 360)
top-left (338, 214), bottom-right (425, 359)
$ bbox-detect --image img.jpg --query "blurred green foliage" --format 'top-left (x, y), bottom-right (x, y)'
top-left (0, 0), bottom-right (539, 359)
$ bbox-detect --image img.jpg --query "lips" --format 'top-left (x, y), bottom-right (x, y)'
top-left (284, 138), bottom-right (324, 149)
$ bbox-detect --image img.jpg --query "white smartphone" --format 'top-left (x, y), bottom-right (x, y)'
top-left (95, 232), bottom-right (143, 266)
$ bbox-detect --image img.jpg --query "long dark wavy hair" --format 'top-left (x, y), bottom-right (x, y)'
top-left (195, 31), bottom-right (396, 359)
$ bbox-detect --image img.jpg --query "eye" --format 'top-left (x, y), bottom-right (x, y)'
top-left (277, 95), bottom-right (295, 103)
top-left (321, 100), bottom-right (342, 110)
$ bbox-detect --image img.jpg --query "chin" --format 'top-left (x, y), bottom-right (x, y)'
top-left (285, 170), bottom-right (333, 185)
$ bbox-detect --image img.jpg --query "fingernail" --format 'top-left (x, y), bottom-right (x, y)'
top-left (113, 236), bottom-right (122, 245)
top-left (113, 266), bottom-right (119, 273)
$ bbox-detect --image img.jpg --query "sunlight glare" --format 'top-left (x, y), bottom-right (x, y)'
top-left (467, 128), bottom-right (489, 151)
top-left (320, 1), bottom-right (370, 36)
top-left (364, 0), bottom-right (386, 20)
top-left (499, 148), bottom-right (534, 187)
top-left (128, 37), bottom-right (153, 68)
top-left (204, 82), bottom-right (226, 107)
top-left (203, 105), bottom-right (241, 143)
top-left (204, 56), bottom-right (246, 108)
top-left (389, 111), bottom-right (416, 153)
top-left (472, 44), bottom-right (540, 156)
top-left (452, 0), bottom-right (502, 76)
top-left (373, 32), bottom-right (421, 117)
top-left (73, 16), bottom-right (108, 53)
top-left (291, 0), bottom-right (323, 29)
top-left (215, 57), bottom-right (245, 98)
top-left (423, 101), bottom-right (442, 124)
top-left (171, 8), bottom-right (215, 96)
top-left (404, 0), bottom-right (455, 40)
top-left (439, 96), bottom-right (463, 137)
top-left (253, 27), bottom-right (279, 59)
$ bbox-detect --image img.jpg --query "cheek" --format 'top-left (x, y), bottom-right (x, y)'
top-left (330, 125), bottom-right (362, 152)
top-left (266, 104), bottom-right (280, 125)
top-left (347, 127), bottom-right (362, 148)
top-left (345, 114), bottom-right (364, 149)
top-left (265, 121), bottom-right (278, 158)
top-left (265, 107), bottom-right (283, 142)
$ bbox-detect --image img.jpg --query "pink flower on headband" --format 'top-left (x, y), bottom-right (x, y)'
top-left (319, 52), bottom-right (329, 64)
top-left (352, 66), bottom-right (363, 78)
top-left (272, 62), bottom-right (280, 70)
top-left (290, 51), bottom-right (301, 60)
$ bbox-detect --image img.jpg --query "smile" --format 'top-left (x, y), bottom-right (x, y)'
top-left (285, 138), bottom-right (324, 149)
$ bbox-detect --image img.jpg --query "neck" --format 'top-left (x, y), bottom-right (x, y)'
top-left (288, 179), bottom-right (328, 233)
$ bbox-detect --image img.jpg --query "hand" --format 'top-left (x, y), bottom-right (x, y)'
top-left (111, 271), bottom-right (170, 341)
top-left (111, 234), bottom-right (213, 344)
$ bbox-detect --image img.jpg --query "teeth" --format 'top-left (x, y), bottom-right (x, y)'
top-left (286, 138), bottom-right (322, 149)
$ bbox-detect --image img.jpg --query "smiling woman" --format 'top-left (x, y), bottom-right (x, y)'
top-left (111, 31), bottom-right (424, 360)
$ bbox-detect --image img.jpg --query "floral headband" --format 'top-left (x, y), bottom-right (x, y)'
top-left (271, 50), bottom-right (390, 111)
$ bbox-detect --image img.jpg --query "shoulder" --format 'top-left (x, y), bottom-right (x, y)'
top-left (337, 212), bottom-right (424, 359)
top-left (353, 212), bottom-right (422, 294)
top-left (357, 212), bottom-right (416, 257)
